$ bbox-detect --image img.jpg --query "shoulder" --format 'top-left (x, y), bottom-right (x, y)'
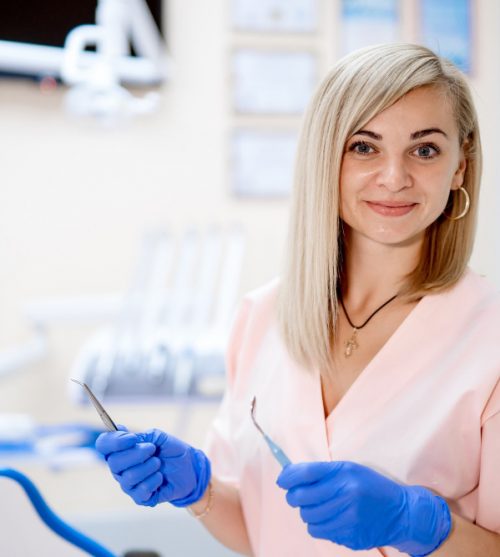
top-left (228, 276), bottom-right (281, 348)
top-left (451, 270), bottom-right (500, 423)
top-left (237, 277), bottom-right (281, 324)
top-left (242, 277), bottom-right (281, 305)
top-left (435, 267), bottom-right (500, 317)
top-left (460, 267), bottom-right (499, 297)
top-left (225, 278), bottom-right (282, 385)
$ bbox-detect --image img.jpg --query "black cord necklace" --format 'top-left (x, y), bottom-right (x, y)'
top-left (339, 293), bottom-right (398, 357)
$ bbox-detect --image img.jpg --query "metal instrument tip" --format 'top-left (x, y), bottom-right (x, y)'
top-left (250, 396), bottom-right (265, 436)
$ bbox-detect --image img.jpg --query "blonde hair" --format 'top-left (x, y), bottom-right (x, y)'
top-left (277, 43), bottom-right (482, 373)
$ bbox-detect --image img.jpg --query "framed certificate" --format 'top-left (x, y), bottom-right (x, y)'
top-left (420, 0), bottom-right (472, 73)
top-left (231, 49), bottom-right (318, 115)
top-left (230, 129), bottom-right (298, 197)
top-left (231, 0), bottom-right (318, 33)
top-left (341, 0), bottom-right (399, 55)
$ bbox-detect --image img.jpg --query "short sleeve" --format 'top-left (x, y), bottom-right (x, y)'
top-left (203, 297), bottom-right (252, 485)
top-left (476, 380), bottom-right (500, 533)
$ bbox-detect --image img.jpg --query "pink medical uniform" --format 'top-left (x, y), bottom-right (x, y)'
top-left (205, 268), bottom-right (500, 556)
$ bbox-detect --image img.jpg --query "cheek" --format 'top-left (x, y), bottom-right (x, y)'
top-left (340, 161), bottom-right (375, 185)
top-left (339, 184), bottom-right (356, 220)
top-left (439, 185), bottom-right (453, 207)
top-left (428, 168), bottom-right (456, 206)
top-left (338, 171), bottom-right (349, 218)
top-left (339, 164), bottom-right (366, 209)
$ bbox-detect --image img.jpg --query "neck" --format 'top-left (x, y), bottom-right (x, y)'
top-left (341, 230), bottom-right (422, 311)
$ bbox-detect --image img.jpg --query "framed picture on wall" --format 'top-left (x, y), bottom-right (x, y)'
top-left (230, 128), bottom-right (298, 197)
top-left (231, 0), bottom-right (318, 33)
top-left (340, 0), bottom-right (399, 55)
top-left (419, 0), bottom-right (472, 74)
top-left (230, 49), bottom-right (318, 115)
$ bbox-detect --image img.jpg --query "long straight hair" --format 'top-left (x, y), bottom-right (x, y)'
top-left (277, 43), bottom-right (482, 374)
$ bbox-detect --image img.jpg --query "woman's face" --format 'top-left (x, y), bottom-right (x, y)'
top-left (339, 86), bottom-right (467, 250)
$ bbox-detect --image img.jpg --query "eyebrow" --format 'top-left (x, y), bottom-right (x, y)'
top-left (352, 128), bottom-right (449, 140)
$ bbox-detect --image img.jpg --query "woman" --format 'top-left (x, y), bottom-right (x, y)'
top-left (96, 44), bottom-right (500, 556)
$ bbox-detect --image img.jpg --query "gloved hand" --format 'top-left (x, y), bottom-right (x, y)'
top-left (96, 427), bottom-right (211, 508)
top-left (277, 461), bottom-right (451, 556)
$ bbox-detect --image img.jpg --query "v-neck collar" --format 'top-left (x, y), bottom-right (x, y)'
top-left (316, 291), bottom-right (433, 451)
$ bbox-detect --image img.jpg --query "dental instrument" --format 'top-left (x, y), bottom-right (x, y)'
top-left (70, 379), bottom-right (118, 431)
top-left (250, 396), bottom-right (291, 468)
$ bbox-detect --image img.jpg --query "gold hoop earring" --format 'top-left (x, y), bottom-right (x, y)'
top-left (444, 186), bottom-right (470, 221)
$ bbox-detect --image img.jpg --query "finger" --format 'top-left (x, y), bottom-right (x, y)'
top-left (106, 442), bottom-right (157, 474)
top-left (96, 431), bottom-right (138, 456)
top-left (129, 471), bottom-right (164, 505)
top-left (277, 462), bottom-right (343, 490)
top-left (138, 429), bottom-right (187, 458)
top-left (307, 513), bottom-right (354, 546)
top-left (299, 494), bottom-right (351, 525)
top-left (307, 519), bottom-right (339, 542)
top-left (119, 456), bottom-right (162, 490)
top-left (286, 473), bottom-right (348, 507)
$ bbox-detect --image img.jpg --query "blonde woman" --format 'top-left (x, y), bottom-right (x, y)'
top-left (96, 44), bottom-right (500, 556)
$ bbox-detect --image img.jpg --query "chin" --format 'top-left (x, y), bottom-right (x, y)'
top-left (357, 224), bottom-right (425, 247)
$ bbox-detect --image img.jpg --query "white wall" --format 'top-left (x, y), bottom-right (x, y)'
top-left (469, 0), bottom-right (500, 282)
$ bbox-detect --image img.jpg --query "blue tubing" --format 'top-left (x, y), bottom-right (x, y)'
top-left (0, 468), bottom-right (116, 557)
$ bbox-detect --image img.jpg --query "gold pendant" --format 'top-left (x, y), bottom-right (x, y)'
top-left (344, 328), bottom-right (358, 357)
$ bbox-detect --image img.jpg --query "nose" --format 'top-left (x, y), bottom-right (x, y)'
top-left (376, 155), bottom-right (412, 192)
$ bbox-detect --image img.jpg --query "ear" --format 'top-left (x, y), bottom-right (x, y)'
top-left (451, 146), bottom-right (467, 190)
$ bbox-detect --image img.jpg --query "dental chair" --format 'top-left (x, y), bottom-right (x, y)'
top-left (70, 225), bottom-right (245, 404)
top-left (0, 467), bottom-right (116, 557)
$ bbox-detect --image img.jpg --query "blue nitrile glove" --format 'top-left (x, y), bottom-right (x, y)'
top-left (96, 427), bottom-right (211, 508)
top-left (277, 461), bottom-right (451, 556)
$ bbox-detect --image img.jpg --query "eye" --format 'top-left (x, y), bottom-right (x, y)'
top-left (348, 141), bottom-right (375, 155)
top-left (412, 143), bottom-right (440, 159)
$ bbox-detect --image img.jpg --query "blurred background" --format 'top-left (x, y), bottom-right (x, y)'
top-left (0, 0), bottom-right (499, 555)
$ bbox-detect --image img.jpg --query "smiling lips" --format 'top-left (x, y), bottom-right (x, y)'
top-left (366, 200), bottom-right (418, 216)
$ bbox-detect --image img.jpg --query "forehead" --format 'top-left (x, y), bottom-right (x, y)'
top-left (363, 86), bottom-right (457, 136)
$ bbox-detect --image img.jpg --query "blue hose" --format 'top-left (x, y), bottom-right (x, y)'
top-left (0, 468), bottom-right (116, 557)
